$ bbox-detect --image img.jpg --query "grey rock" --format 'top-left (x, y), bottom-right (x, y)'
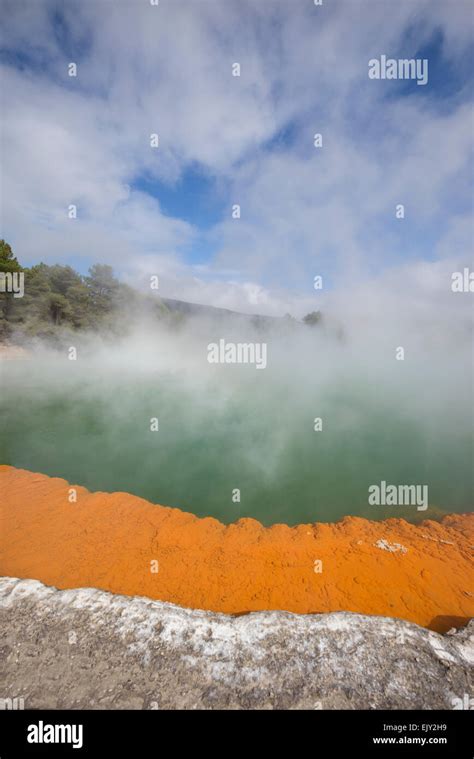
top-left (0, 577), bottom-right (472, 710)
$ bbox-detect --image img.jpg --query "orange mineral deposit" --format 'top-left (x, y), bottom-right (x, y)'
top-left (0, 465), bottom-right (472, 632)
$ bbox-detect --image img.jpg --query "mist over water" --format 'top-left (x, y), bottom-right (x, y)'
top-left (0, 291), bottom-right (472, 525)
top-left (0, 288), bottom-right (473, 525)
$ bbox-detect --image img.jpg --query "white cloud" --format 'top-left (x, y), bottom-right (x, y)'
top-left (0, 0), bottom-right (472, 315)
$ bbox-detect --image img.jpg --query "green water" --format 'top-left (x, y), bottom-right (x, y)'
top-left (0, 357), bottom-right (472, 525)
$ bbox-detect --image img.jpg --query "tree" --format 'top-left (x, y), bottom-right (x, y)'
top-left (0, 240), bottom-right (23, 338)
top-left (86, 264), bottom-right (119, 299)
top-left (48, 265), bottom-right (83, 296)
top-left (14, 264), bottom-right (50, 334)
top-left (0, 250), bottom-right (170, 344)
top-left (303, 311), bottom-right (322, 326)
top-left (48, 293), bottom-right (72, 326)
top-left (0, 240), bottom-right (21, 273)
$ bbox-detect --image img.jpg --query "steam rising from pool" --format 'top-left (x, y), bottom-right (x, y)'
top-left (0, 284), bottom-right (472, 525)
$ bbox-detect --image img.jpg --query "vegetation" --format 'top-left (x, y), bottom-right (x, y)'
top-left (302, 310), bottom-right (322, 326)
top-left (0, 240), bottom-right (169, 344)
top-left (0, 240), bottom-right (23, 335)
top-left (0, 239), bottom-right (323, 345)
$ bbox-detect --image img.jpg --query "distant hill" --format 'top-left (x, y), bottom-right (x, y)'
top-left (161, 297), bottom-right (283, 327)
top-left (0, 239), bottom-right (322, 345)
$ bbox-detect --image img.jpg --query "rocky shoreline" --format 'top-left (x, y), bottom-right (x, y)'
top-left (0, 577), bottom-right (472, 710)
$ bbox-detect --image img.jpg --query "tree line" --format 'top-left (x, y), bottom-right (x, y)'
top-left (0, 240), bottom-right (169, 344)
top-left (0, 239), bottom-right (322, 344)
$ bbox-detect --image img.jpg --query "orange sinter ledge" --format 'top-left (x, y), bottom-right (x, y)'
top-left (0, 465), bottom-right (472, 632)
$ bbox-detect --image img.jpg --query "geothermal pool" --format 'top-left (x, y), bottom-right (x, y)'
top-left (0, 342), bottom-right (472, 525)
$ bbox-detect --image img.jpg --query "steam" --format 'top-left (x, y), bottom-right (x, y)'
top-left (0, 270), bottom-right (472, 526)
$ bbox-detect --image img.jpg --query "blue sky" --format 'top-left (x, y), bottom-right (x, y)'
top-left (0, 0), bottom-right (472, 315)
